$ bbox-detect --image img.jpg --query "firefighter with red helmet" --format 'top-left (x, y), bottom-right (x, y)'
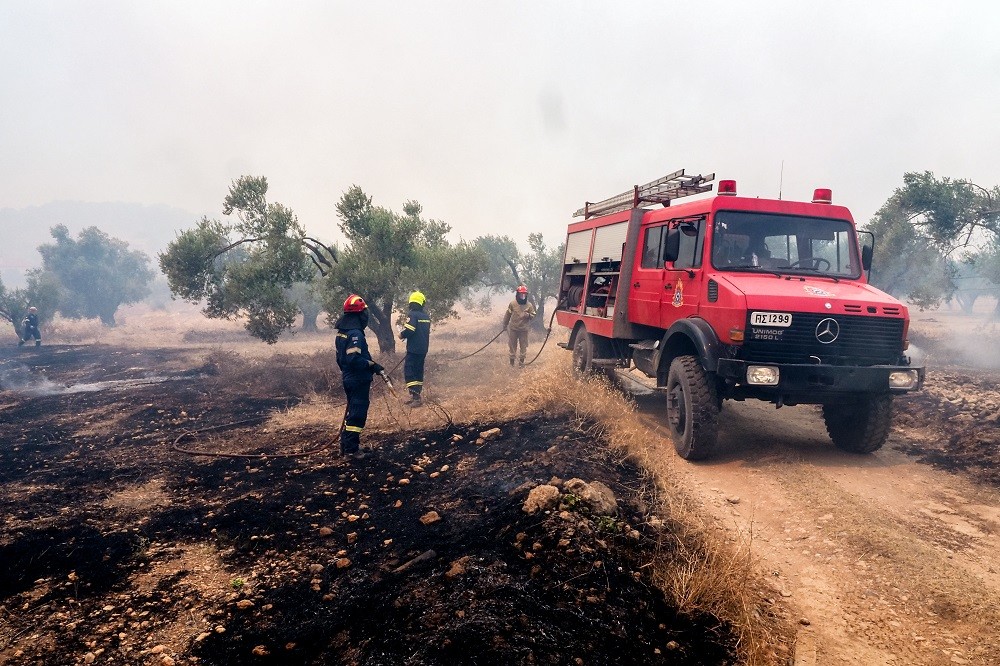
top-left (335, 295), bottom-right (384, 459)
top-left (502, 285), bottom-right (536, 367)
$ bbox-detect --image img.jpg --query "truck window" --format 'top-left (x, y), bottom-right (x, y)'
top-left (672, 221), bottom-right (704, 270)
top-left (641, 226), bottom-right (664, 268)
top-left (711, 211), bottom-right (860, 278)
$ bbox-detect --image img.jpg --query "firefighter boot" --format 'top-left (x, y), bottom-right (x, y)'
top-left (519, 356), bottom-right (525, 368)
top-left (405, 392), bottom-right (423, 407)
top-left (35, 341), bottom-right (41, 347)
top-left (509, 356), bottom-right (515, 367)
top-left (18, 339), bottom-right (25, 347)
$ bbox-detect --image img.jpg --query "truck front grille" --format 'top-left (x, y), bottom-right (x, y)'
top-left (743, 312), bottom-right (904, 366)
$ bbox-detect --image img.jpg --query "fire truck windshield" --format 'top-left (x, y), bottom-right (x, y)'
top-left (711, 211), bottom-right (861, 278)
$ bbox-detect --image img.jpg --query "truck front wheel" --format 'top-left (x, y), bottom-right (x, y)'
top-left (665, 355), bottom-right (720, 460)
top-left (822, 396), bottom-right (894, 454)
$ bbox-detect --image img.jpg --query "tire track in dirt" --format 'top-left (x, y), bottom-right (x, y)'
top-left (634, 397), bottom-right (1000, 666)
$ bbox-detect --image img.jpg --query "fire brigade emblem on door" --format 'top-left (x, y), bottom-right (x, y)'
top-left (672, 280), bottom-right (684, 307)
top-left (815, 318), bottom-right (840, 344)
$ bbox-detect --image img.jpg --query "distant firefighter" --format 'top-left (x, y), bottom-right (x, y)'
top-left (18, 306), bottom-right (41, 347)
top-left (399, 290), bottom-right (430, 406)
top-left (502, 285), bottom-right (536, 367)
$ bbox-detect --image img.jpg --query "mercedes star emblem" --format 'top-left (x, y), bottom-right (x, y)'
top-left (815, 318), bottom-right (840, 344)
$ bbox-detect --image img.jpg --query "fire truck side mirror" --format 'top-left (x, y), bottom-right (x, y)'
top-left (861, 244), bottom-right (873, 271)
top-left (662, 228), bottom-right (681, 263)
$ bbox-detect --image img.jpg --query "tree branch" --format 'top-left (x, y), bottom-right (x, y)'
top-left (502, 254), bottom-right (522, 285)
top-left (207, 237), bottom-right (264, 261)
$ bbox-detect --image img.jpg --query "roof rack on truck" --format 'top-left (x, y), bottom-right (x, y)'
top-left (573, 169), bottom-right (715, 219)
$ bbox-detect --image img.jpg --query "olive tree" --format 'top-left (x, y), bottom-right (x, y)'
top-left (159, 176), bottom-right (336, 343)
top-left (865, 171), bottom-right (1000, 309)
top-left (322, 187), bottom-right (485, 353)
top-left (37, 225), bottom-right (153, 326)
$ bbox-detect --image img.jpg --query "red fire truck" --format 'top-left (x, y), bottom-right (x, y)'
top-left (555, 169), bottom-right (924, 460)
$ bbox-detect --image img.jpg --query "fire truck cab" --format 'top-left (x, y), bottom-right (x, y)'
top-left (555, 170), bottom-right (925, 460)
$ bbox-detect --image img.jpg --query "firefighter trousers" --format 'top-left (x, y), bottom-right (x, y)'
top-left (508, 328), bottom-right (529, 364)
top-left (404, 352), bottom-right (426, 396)
top-left (341, 378), bottom-right (371, 454)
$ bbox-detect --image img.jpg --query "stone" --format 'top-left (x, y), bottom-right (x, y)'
top-left (318, 527), bottom-right (334, 537)
top-left (522, 485), bottom-right (560, 514)
top-left (479, 427), bottom-right (502, 440)
top-left (420, 511), bottom-right (442, 525)
top-left (563, 478), bottom-right (618, 515)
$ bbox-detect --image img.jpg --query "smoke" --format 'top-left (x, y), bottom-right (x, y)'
top-left (0, 361), bottom-right (175, 397)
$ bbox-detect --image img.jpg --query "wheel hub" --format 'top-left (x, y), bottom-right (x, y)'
top-left (667, 385), bottom-right (684, 431)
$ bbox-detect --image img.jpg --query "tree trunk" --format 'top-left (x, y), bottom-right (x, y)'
top-left (368, 303), bottom-right (396, 354)
top-left (300, 307), bottom-right (319, 332)
top-left (533, 300), bottom-right (547, 331)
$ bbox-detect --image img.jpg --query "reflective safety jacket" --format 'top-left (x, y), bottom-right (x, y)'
top-left (400, 306), bottom-right (431, 355)
top-left (336, 327), bottom-right (375, 383)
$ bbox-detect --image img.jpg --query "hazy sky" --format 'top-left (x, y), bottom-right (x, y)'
top-left (3, 1), bottom-right (999, 251)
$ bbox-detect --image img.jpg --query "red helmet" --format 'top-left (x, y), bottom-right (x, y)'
top-left (516, 285), bottom-right (528, 294)
top-left (343, 294), bottom-right (367, 313)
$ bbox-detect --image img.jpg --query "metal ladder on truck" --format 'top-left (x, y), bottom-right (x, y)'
top-left (574, 169), bottom-right (715, 219)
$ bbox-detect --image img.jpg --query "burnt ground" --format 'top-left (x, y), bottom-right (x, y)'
top-left (892, 332), bottom-right (1000, 487)
top-left (0, 345), bottom-right (737, 665)
top-left (893, 367), bottom-right (1000, 487)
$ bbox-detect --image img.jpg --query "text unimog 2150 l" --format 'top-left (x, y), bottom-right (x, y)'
top-left (555, 170), bottom-right (925, 460)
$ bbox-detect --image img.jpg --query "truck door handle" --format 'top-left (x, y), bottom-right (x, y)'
top-left (633, 282), bottom-right (640, 288)
top-left (664, 284), bottom-right (673, 290)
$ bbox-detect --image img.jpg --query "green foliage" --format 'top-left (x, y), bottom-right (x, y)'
top-left (159, 176), bottom-right (328, 343)
top-left (865, 171), bottom-right (1000, 308)
top-left (473, 232), bottom-right (564, 327)
top-left (37, 224), bottom-right (152, 326)
top-left (322, 186), bottom-right (485, 353)
top-left (161, 179), bottom-right (483, 347)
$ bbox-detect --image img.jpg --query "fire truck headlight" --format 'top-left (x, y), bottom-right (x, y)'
top-left (746, 365), bottom-right (779, 386)
top-left (889, 370), bottom-right (919, 389)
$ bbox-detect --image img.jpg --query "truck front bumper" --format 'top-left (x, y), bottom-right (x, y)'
top-left (716, 359), bottom-right (925, 402)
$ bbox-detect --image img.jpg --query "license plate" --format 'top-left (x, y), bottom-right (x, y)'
top-left (751, 311), bottom-right (792, 327)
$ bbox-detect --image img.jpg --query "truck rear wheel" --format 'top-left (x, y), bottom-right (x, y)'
top-left (822, 396), bottom-right (894, 454)
top-left (665, 355), bottom-right (720, 460)
top-left (571, 330), bottom-right (596, 375)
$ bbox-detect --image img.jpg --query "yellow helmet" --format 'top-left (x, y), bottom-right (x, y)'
top-left (408, 290), bottom-right (426, 306)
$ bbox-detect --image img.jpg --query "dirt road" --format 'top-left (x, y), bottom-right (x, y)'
top-left (635, 393), bottom-right (1000, 665)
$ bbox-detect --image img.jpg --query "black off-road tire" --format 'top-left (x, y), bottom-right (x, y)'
top-left (822, 395), bottom-right (894, 454)
top-left (571, 330), bottom-right (595, 375)
top-left (665, 355), bottom-right (720, 460)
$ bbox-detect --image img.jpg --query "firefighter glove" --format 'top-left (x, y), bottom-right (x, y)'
top-left (371, 362), bottom-right (385, 374)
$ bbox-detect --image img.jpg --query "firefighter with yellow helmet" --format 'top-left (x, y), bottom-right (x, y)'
top-left (399, 290), bottom-right (431, 406)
